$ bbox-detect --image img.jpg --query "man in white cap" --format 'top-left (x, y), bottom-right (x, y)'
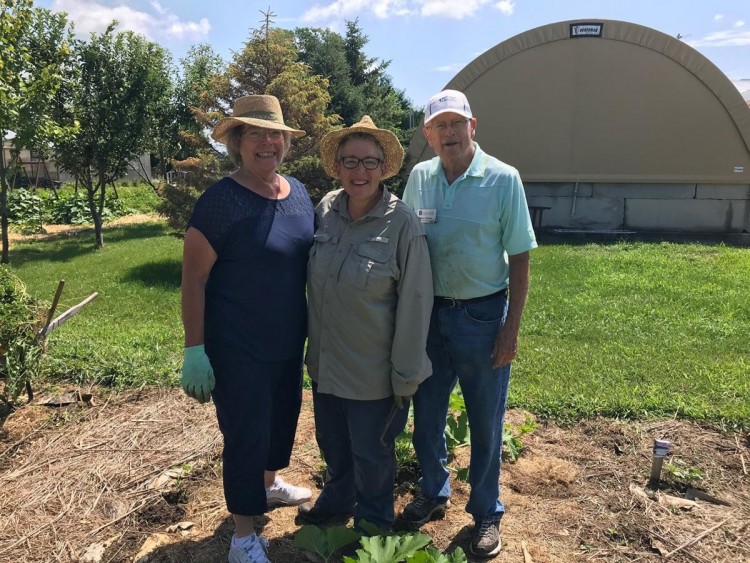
top-left (400, 89), bottom-right (537, 558)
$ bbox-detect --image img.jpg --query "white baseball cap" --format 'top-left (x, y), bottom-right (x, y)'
top-left (424, 89), bottom-right (473, 125)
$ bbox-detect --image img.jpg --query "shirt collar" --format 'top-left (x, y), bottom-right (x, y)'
top-left (429, 142), bottom-right (487, 180)
top-left (332, 186), bottom-right (393, 221)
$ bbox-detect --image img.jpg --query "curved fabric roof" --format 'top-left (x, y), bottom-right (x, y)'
top-left (407, 19), bottom-right (750, 184)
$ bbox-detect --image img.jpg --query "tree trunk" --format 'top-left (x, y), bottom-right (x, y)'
top-left (1, 145), bottom-right (10, 264)
top-left (85, 174), bottom-right (105, 249)
top-left (1, 182), bottom-right (9, 264)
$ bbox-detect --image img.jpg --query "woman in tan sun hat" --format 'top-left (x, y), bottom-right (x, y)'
top-left (298, 115), bottom-right (434, 535)
top-left (180, 95), bottom-right (313, 563)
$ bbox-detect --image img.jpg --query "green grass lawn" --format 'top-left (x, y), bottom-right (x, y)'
top-left (7, 228), bottom-right (750, 427)
top-left (8, 221), bottom-right (183, 387)
top-left (516, 241), bottom-right (750, 427)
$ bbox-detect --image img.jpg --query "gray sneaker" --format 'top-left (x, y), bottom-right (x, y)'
top-left (399, 493), bottom-right (450, 526)
top-left (470, 516), bottom-right (502, 558)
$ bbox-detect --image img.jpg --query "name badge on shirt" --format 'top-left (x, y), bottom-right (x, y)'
top-left (417, 209), bottom-right (437, 224)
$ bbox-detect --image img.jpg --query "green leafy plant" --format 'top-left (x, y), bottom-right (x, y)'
top-left (395, 424), bottom-right (417, 468)
top-left (665, 459), bottom-right (703, 484)
top-left (406, 547), bottom-right (468, 563)
top-left (293, 525), bottom-right (361, 562)
top-left (502, 415), bottom-right (538, 462)
top-left (0, 266), bottom-right (47, 408)
top-left (294, 525), bottom-right (467, 563)
top-left (7, 188), bottom-right (45, 233)
top-left (344, 532), bottom-right (432, 563)
top-left (46, 192), bottom-right (126, 225)
top-left (445, 391), bottom-right (470, 452)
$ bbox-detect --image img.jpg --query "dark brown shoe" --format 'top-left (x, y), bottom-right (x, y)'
top-left (296, 501), bottom-right (352, 526)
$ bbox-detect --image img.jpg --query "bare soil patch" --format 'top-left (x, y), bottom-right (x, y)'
top-left (0, 387), bottom-right (747, 562)
top-left (7, 214), bottom-right (161, 245)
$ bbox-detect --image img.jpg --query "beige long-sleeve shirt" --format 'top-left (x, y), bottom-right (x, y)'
top-left (305, 187), bottom-right (433, 400)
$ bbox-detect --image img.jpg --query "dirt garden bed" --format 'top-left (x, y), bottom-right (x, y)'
top-left (0, 386), bottom-right (748, 562)
top-left (6, 214), bottom-right (161, 245)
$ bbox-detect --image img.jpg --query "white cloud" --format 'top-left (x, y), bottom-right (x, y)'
top-left (51, 0), bottom-right (210, 41)
top-left (714, 14), bottom-right (724, 22)
top-left (734, 20), bottom-right (745, 28)
top-left (421, 0), bottom-right (491, 19)
top-left (302, 0), bottom-right (496, 22)
top-left (689, 29), bottom-right (750, 47)
top-left (301, 0), bottom-right (405, 22)
top-left (434, 62), bottom-right (465, 72)
top-left (494, 0), bottom-right (515, 16)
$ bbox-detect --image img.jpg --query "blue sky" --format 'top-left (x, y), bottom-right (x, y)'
top-left (36, 0), bottom-right (750, 108)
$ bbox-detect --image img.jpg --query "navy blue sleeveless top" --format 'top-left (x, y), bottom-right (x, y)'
top-left (188, 176), bottom-right (314, 361)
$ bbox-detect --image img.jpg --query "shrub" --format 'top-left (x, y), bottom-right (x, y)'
top-left (156, 182), bottom-right (202, 233)
top-left (156, 155), bottom-right (222, 233)
top-left (114, 183), bottom-right (162, 214)
top-left (0, 267), bottom-right (47, 407)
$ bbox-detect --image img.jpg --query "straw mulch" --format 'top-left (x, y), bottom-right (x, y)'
top-left (0, 387), bottom-right (748, 563)
top-left (0, 386), bottom-right (221, 562)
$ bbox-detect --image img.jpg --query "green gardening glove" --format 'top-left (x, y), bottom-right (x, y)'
top-left (181, 345), bottom-right (215, 404)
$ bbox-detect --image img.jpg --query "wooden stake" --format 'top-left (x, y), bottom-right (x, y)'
top-left (40, 292), bottom-right (99, 337)
top-left (39, 280), bottom-right (65, 340)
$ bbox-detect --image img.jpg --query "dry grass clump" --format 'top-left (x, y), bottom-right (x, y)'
top-left (0, 387), bottom-right (220, 562)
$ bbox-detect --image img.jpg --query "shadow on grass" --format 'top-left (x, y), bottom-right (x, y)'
top-left (9, 222), bottom-right (172, 265)
top-left (121, 258), bottom-right (182, 288)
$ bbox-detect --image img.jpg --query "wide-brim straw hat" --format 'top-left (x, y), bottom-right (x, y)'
top-left (211, 94), bottom-right (305, 144)
top-left (320, 115), bottom-right (404, 180)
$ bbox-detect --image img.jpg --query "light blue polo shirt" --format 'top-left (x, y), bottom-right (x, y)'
top-left (403, 143), bottom-right (537, 299)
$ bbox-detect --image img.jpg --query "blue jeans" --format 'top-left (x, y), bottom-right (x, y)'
top-left (412, 293), bottom-right (510, 518)
top-left (312, 383), bottom-right (410, 530)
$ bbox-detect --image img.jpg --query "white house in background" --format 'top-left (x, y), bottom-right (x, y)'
top-left (407, 19), bottom-right (750, 234)
top-left (1, 138), bottom-right (152, 186)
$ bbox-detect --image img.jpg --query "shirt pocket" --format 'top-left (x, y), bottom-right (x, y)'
top-left (308, 231), bottom-right (335, 273)
top-left (353, 237), bottom-right (395, 290)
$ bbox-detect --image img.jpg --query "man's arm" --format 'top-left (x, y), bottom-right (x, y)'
top-left (491, 251), bottom-right (530, 368)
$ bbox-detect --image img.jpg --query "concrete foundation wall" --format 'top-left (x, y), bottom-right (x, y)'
top-left (525, 183), bottom-right (750, 233)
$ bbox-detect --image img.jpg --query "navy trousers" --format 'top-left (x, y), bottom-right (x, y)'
top-left (312, 383), bottom-right (410, 530)
top-left (211, 354), bottom-right (303, 516)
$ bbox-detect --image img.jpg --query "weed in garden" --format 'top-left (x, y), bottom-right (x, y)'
top-left (664, 459), bottom-right (703, 485)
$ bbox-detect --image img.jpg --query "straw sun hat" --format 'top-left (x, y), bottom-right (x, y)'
top-left (211, 95), bottom-right (305, 144)
top-left (320, 115), bottom-right (404, 180)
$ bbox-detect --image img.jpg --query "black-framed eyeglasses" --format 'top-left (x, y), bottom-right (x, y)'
top-left (339, 156), bottom-right (382, 170)
top-left (425, 118), bottom-right (470, 133)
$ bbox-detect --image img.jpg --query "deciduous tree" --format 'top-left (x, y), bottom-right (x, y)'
top-left (53, 24), bottom-right (172, 248)
top-left (0, 0), bottom-right (72, 263)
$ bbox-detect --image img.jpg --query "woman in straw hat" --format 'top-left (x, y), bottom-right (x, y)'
top-left (181, 95), bottom-right (313, 563)
top-left (298, 116), bottom-right (434, 534)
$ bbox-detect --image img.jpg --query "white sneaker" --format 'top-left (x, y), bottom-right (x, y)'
top-left (265, 476), bottom-right (312, 508)
top-left (228, 533), bottom-right (269, 563)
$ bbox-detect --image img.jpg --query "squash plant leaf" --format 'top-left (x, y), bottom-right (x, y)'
top-left (293, 524), bottom-right (360, 561)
